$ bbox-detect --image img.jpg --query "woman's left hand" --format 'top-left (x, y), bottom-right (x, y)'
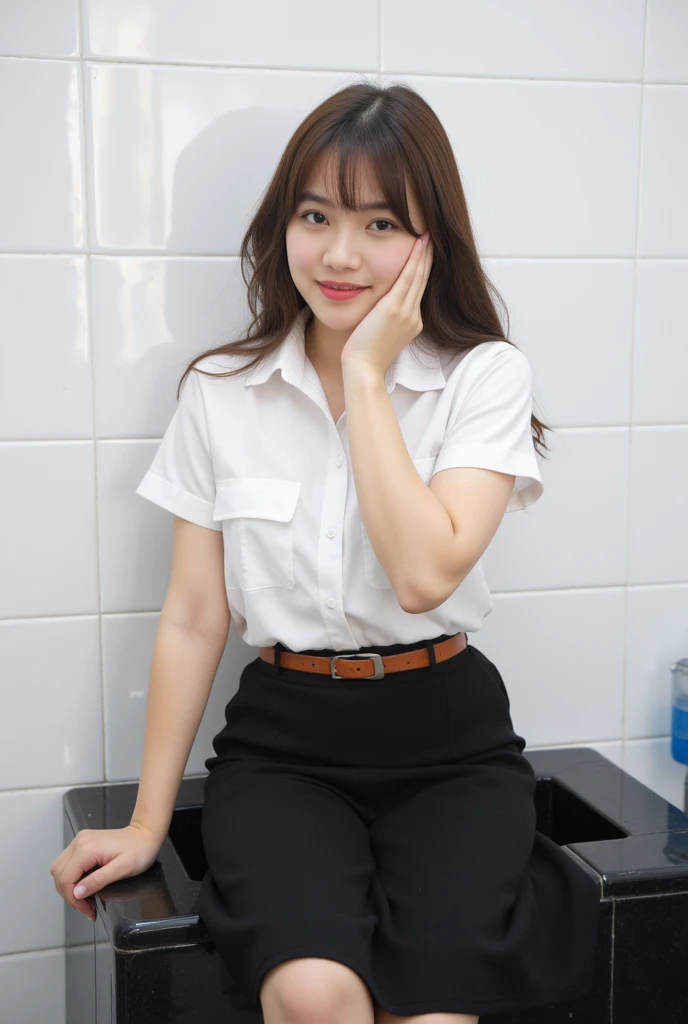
top-left (340, 231), bottom-right (433, 375)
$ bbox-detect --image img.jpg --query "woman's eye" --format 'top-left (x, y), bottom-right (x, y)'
top-left (301, 211), bottom-right (397, 232)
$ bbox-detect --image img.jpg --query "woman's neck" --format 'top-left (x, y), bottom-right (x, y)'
top-left (304, 314), bottom-right (349, 381)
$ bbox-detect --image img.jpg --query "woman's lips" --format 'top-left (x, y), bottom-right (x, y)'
top-left (317, 282), bottom-right (369, 301)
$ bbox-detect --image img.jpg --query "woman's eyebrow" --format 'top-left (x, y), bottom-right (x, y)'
top-left (297, 190), bottom-right (393, 213)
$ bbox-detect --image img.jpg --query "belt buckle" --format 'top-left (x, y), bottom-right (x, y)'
top-left (331, 652), bottom-right (385, 680)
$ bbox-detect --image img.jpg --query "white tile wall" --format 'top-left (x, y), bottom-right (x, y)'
top-left (1, 0), bottom-right (687, 1018)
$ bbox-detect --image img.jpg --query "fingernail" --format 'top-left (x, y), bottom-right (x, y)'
top-left (421, 232), bottom-right (429, 249)
top-left (74, 885), bottom-right (86, 898)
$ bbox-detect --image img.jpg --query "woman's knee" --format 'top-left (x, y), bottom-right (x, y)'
top-left (259, 956), bottom-right (375, 1024)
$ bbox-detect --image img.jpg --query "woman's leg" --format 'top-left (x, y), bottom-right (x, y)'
top-left (260, 957), bottom-right (375, 1024)
top-left (259, 957), bottom-right (479, 1024)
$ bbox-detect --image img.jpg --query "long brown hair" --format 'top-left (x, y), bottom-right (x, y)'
top-left (178, 80), bottom-right (552, 460)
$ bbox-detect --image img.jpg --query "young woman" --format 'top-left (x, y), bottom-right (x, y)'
top-left (51, 81), bottom-right (600, 1023)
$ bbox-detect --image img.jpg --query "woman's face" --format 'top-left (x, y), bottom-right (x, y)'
top-left (286, 155), bottom-right (427, 330)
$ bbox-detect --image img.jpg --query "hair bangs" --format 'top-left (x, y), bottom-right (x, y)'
top-left (303, 132), bottom-right (421, 237)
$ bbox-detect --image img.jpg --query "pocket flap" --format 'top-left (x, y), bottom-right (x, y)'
top-left (213, 478), bottom-right (301, 522)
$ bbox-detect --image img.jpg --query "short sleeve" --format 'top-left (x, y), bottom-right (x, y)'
top-left (433, 345), bottom-right (544, 512)
top-left (135, 368), bottom-right (221, 530)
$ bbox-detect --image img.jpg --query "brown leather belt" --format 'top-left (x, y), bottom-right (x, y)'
top-left (259, 632), bottom-right (467, 680)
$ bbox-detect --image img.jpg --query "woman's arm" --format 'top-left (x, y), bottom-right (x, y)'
top-left (49, 523), bottom-right (229, 920)
top-left (343, 361), bottom-right (457, 613)
top-left (129, 516), bottom-right (230, 842)
top-left (343, 360), bottom-right (521, 615)
top-left (129, 617), bottom-right (228, 843)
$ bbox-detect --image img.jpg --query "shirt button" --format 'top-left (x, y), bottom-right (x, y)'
top-left (336, 455), bottom-right (344, 467)
top-left (326, 597), bottom-right (336, 608)
top-left (326, 527), bottom-right (336, 539)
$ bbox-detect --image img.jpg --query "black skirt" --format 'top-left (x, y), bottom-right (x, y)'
top-left (198, 633), bottom-right (601, 1017)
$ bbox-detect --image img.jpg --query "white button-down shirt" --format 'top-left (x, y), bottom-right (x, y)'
top-left (136, 305), bottom-right (543, 651)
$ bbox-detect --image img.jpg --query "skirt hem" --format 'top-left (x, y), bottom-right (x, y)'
top-left (250, 944), bottom-right (595, 1016)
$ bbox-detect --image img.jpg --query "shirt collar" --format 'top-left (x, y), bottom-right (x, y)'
top-left (243, 305), bottom-right (446, 394)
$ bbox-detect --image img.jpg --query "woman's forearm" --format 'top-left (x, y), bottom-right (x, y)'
top-left (343, 360), bottom-right (456, 612)
top-left (129, 617), bottom-right (228, 843)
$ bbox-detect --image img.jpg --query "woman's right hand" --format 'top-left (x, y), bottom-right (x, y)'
top-left (49, 823), bottom-right (165, 922)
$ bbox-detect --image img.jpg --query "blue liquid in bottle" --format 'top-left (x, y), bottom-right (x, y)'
top-left (671, 697), bottom-right (688, 766)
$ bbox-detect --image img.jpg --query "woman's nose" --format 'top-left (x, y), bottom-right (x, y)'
top-left (323, 233), bottom-right (362, 268)
top-left (324, 253), bottom-right (361, 271)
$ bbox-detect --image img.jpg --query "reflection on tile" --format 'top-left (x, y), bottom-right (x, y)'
top-left (85, 64), bottom-right (377, 253)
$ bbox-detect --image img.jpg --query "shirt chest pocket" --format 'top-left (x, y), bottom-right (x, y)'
top-left (361, 456), bottom-right (437, 590)
top-left (213, 478), bottom-right (301, 592)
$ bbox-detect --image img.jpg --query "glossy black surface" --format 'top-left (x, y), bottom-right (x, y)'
top-left (613, 891), bottom-right (688, 1021)
top-left (63, 747), bottom-right (688, 1023)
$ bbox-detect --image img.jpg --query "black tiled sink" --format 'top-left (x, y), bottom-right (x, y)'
top-left (63, 747), bottom-right (688, 1023)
